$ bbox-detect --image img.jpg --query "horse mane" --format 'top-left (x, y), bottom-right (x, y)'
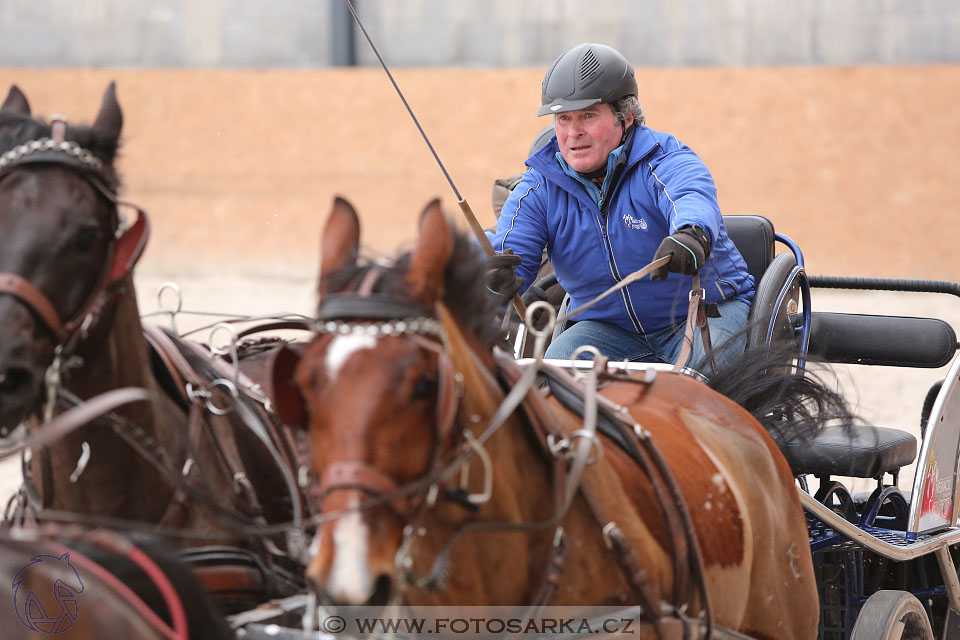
top-left (0, 111), bottom-right (121, 188)
top-left (702, 334), bottom-right (858, 444)
top-left (323, 226), bottom-right (504, 349)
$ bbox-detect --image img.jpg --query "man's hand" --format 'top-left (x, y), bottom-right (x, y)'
top-left (651, 225), bottom-right (711, 280)
top-left (486, 249), bottom-right (525, 298)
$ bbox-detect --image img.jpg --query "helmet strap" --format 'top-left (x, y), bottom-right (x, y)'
top-left (619, 121), bottom-right (636, 147)
top-left (579, 166), bottom-right (607, 185)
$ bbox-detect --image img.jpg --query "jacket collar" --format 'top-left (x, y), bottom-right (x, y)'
top-left (526, 125), bottom-right (661, 209)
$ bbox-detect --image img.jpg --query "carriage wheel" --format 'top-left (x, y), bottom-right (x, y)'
top-left (850, 590), bottom-right (934, 640)
top-left (745, 251), bottom-right (801, 352)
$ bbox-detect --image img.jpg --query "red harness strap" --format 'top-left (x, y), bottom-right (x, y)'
top-left (46, 532), bottom-right (188, 640)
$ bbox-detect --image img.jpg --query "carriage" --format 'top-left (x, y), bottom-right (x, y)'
top-left (500, 213), bottom-right (960, 640)
top-left (218, 208), bottom-right (960, 640)
top-left (2, 85), bottom-right (960, 640)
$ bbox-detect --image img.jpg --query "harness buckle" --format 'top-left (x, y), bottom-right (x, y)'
top-left (49, 115), bottom-right (67, 143)
top-left (546, 433), bottom-right (569, 457)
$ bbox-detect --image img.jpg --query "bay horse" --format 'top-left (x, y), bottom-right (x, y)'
top-left (0, 84), bottom-right (305, 607)
top-left (0, 528), bottom-right (232, 639)
top-left (275, 197), bottom-right (848, 639)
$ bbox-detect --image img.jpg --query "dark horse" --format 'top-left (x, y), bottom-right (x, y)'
top-left (269, 197), bottom-right (855, 639)
top-left (0, 84), bottom-right (305, 607)
top-left (0, 528), bottom-right (233, 639)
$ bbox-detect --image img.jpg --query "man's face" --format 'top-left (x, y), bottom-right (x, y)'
top-left (555, 104), bottom-right (633, 173)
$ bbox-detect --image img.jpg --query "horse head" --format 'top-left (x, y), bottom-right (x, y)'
top-left (281, 197), bottom-right (508, 607)
top-left (0, 83), bottom-right (147, 434)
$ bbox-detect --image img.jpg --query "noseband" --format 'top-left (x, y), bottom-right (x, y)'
top-left (0, 117), bottom-right (150, 351)
top-left (307, 285), bottom-right (462, 518)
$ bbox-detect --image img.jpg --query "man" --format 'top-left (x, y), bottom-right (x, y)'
top-left (489, 43), bottom-right (755, 367)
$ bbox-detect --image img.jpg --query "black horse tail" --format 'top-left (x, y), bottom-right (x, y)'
top-left (702, 339), bottom-right (857, 445)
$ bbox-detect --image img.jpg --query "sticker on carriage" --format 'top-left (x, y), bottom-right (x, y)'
top-left (621, 212), bottom-right (647, 230)
top-left (11, 552), bottom-right (84, 634)
top-left (918, 459), bottom-right (953, 531)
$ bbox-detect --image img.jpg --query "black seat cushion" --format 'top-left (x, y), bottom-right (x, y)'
top-left (808, 312), bottom-right (957, 368)
top-left (722, 214), bottom-right (775, 286)
top-left (782, 425), bottom-right (917, 478)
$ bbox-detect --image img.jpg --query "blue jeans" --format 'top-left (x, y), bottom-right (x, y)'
top-left (544, 298), bottom-right (751, 371)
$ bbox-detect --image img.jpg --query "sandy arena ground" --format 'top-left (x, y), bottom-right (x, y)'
top-left (0, 66), bottom-right (958, 501)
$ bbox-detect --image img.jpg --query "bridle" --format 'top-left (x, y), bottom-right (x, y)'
top-left (306, 280), bottom-right (575, 609)
top-left (307, 289), bottom-right (463, 520)
top-left (0, 117), bottom-right (150, 361)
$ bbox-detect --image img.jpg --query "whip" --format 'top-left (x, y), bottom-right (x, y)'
top-left (341, 0), bottom-right (527, 319)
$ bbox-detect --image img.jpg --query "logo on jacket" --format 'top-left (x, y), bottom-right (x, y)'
top-left (622, 213), bottom-right (647, 230)
top-left (12, 552), bottom-right (84, 633)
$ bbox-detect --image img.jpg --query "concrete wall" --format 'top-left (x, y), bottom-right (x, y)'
top-left (1, 0), bottom-right (959, 67)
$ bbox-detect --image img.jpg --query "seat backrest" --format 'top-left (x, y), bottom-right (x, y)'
top-left (722, 214), bottom-right (775, 285)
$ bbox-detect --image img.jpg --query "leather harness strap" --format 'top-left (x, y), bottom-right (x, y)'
top-left (0, 273), bottom-right (63, 336)
top-left (673, 273), bottom-right (716, 374)
top-left (496, 354), bottom-right (714, 638)
top-left (143, 324), bottom-right (274, 522)
top-left (496, 358), bottom-right (665, 621)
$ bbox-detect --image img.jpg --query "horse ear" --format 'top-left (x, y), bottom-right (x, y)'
top-left (406, 199), bottom-right (454, 307)
top-left (319, 196), bottom-right (361, 294)
top-left (92, 81), bottom-right (123, 144)
top-left (265, 344), bottom-right (306, 429)
top-left (0, 85), bottom-right (30, 115)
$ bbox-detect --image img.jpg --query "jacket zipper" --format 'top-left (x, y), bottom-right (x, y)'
top-left (595, 193), bottom-right (644, 333)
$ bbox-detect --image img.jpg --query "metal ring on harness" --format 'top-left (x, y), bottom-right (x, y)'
top-left (205, 379), bottom-right (239, 416)
top-left (524, 300), bottom-right (556, 338)
top-left (208, 322), bottom-right (241, 390)
top-left (156, 282), bottom-right (183, 336)
top-left (569, 428), bottom-right (603, 464)
top-left (570, 345), bottom-right (607, 380)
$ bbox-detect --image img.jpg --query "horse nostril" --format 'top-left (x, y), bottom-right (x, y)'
top-left (365, 573), bottom-right (393, 608)
top-left (0, 367), bottom-right (32, 396)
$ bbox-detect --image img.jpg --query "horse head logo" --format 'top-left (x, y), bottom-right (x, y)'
top-left (12, 552), bottom-right (84, 633)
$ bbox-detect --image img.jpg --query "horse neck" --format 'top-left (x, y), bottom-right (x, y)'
top-left (70, 274), bottom-right (155, 396)
top-left (422, 307), bottom-right (564, 603)
top-left (41, 274), bottom-right (185, 518)
top-left (428, 307), bottom-right (674, 606)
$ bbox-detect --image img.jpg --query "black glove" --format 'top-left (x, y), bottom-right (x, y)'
top-left (521, 283), bottom-right (549, 306)
top-left (651, 225), bottom-right (711, 280)
top-left (485, 249), bottom-right (525, 298)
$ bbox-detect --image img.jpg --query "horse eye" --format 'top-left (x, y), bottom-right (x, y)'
top-left (71, 225), bottom-right (100, 252)
top-left (411, 375), bottom-right (437, 400)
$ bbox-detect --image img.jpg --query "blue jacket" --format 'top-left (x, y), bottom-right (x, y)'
top-left (492, 126), bottom-right (755, 333)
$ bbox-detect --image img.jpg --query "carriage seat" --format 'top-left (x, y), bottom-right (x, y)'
top-left (780, 426), bottom-right (917, 479)
top-left (783, 312), bottom-right (956, 479)
top-left (722, 214), bottom-right (775, 287)
top-left (725, 218), bottom-right (931, 480)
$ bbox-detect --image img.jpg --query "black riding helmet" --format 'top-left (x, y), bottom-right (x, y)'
top-left (538, 43), bottom-right (638, 117)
